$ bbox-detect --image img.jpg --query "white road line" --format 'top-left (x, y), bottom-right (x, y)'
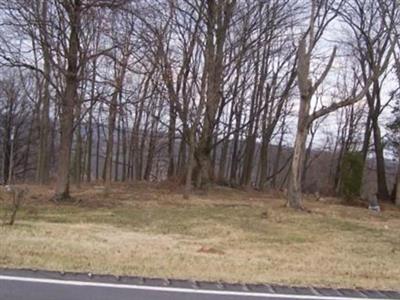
top-left (0, 275), bottom-right (392, 300)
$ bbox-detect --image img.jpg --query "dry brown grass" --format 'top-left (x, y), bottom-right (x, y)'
top-left (1, 182), bottom-right (400, 290)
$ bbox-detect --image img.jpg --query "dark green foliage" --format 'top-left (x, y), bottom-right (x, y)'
top-left (339, 152), bottom-right (364, 200)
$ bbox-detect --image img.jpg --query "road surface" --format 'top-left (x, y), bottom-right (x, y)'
top-left (0, 269), bottom-right (399, 300)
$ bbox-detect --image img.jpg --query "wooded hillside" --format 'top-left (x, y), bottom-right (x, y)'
top-left (0, 0), bottom-right (400, 209)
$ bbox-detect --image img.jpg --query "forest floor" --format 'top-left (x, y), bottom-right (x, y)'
top-left (0, 182), bottom-right (400, 290)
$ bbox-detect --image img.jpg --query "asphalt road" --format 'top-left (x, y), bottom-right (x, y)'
top-left (1, 269), bottom-right (399, 300)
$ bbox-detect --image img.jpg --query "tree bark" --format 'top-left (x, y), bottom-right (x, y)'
top-left (36, 0), bottom-right (51, 184)
top-left (54, 0), bottom-right (81, 201)
top-left (287, 98), bottom-right (310, 209)
top-left (103, 54), bottom-right (128, 188)
top-left (372, 117), bottom-right (389, 199)
top-left (167, 103), bottom-right (176, 178)
top-left (396, 157), bottom-right (400, 206)
top-left (194, 0), bottom-right (235, 189)
top-left (86, 60), bottom-right (97, 183)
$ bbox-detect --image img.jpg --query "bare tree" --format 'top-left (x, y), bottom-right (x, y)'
top-left (287, 0), bottom-right (394, 209)
top-left (341, 0), bottom-right (399, 200)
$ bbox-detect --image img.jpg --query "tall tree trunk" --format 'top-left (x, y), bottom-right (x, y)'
top-left (229, 92), bottom-right (245, 186)
top-left (259, 137), bottom-right (270, 190)
top-left (177, 137), bottom-right (187, 179)
top-left (53, 1), bottom-right (80, 201)
top-left (183, 130), bottom-right (195, 199)
top-left (95, 116), bottom-right (101, 181)
top-left (37, 58), bottom-right (51, 184)
top-left (86, 61), bottom-right (97, 183)
top-left (103, 57), bottom-right (127, 187)
top-left (287, 101), bottom-right (310, 209)
top-left (272, 125), bottom-right (285, 189)
top-left (103, 92), bottom-right (117, 186)
top-left (144, 119), bottom-right (158, 181)
top-left (241, 75), bottom-right (260, 187)
top-left (229, 118), bottom-right (241, 186)
top-left (72, 106), bottom-right (82, 187)
top-left (194, 0), bottom-right (235, 189)
top-left (23, 109), bottom-right (36, 181)
top-left (121, 116), bottom-right (127, 182)
top-left (301, 127), bottom-right (317, 188)
top-left (217, 115), bottom-right (232, 184)
top-left (114, 115), bottom-right (121, 182)
top-left (137, 109), bottom-right (150, 181)
top-left (167, 103), bottom-right (176, 178)
top-left (2, 102), bottom-right (13, 184)
top-left (241, 133), bottom-right (256, 187)
top-left (361, 116), bottom-right (372, 162)
top-left (286, 2), bottom-right (342, 209)
top-left (36, 0), bottom-right (51, 185)
top-left (372, 119), bottom-right (389, 199)
top-left (54, 88), bottom-right (76, 200)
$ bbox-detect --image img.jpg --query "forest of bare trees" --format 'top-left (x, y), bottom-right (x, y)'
top-left (0, 0), bottom-right (399, 209)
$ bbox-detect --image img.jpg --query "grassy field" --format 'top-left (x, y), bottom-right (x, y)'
top-left (1, 183), bottom-right (400, 290)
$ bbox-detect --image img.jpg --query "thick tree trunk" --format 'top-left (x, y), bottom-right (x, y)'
top-left (53, 0), bottom-right (80, 201)
top-left (54, 86), bottom-right (76, 200)
top-left (286, 4), bottom-right (339, 209)
top-left (194, 0), bottom-right (235, 189)
top-left (372, 119), bottom-right (389, 200)
top-left (195, 105), bottom-right (216, 188)
top-left (194, 139), bottom-right (213, 189)
top-left (361, 116), bottom-right (372, 162)
top-left (287, 120), bottom-right (309, 209)
top-left (287, 34), bottom-right (313, 209)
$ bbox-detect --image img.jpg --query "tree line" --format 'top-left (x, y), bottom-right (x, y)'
top-left (0, 0), bottom-right (399, 209)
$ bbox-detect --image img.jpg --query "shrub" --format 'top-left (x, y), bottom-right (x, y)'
top-left (339, 152), bottom-right (364, 201)
top-left (1, 185), bottom-right (25, 226)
